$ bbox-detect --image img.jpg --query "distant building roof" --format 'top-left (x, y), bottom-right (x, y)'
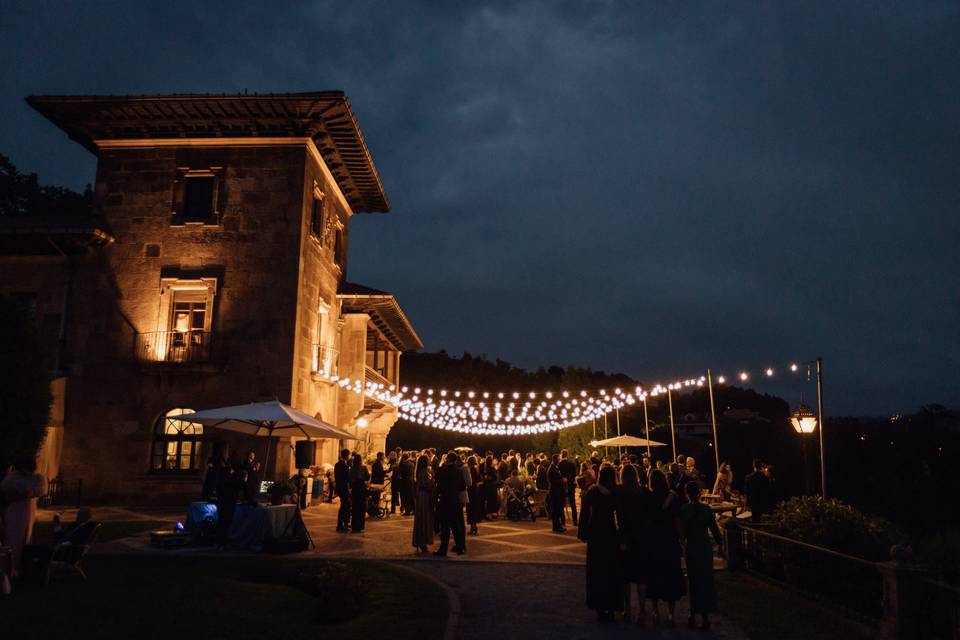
top-left (26, 92), bottom-right (389, 213)
top-left (338, 281), bottom-right (423, 352)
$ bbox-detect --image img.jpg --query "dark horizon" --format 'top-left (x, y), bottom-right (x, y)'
top-left (2, 2), bottom-right (958, 415)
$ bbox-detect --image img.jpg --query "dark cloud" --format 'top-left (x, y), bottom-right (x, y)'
top-left (2, 1), bottom-right (958, 414)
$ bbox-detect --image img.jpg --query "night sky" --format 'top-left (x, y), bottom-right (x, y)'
top-left (2, 2), bottom-right (958, 415)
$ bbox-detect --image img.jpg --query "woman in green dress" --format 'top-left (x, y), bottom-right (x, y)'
top-left (680, 481), bottom-right (723, 631)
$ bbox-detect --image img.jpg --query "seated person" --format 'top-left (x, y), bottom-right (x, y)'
top-left (505, 469), bottom-right (525, 494)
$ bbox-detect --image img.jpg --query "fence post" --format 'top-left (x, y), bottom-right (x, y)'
top-left (721, 518), bottom-right (742, 571)
top-left (879, 560), bottom-right (927, 640)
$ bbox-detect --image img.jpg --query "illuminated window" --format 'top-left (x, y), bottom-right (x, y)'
top-left (150, 408), bottom-right (204, 473)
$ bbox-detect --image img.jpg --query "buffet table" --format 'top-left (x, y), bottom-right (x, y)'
top-left (228, 504), bottom-right (297, 550)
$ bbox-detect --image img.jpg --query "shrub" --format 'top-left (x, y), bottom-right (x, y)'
top-left (0, 295), bottom-right (52, 470)
top-left (916, 532), bottom-right (960, 585)
top-left (762, 496), bottom-right (901, 561)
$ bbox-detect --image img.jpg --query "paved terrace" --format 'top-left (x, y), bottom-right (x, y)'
top-left (37, 504), bottom-right (744, 639)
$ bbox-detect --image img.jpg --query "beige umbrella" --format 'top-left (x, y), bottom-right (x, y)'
top-left (589, 435), bottom-right (667, 448)
top-left (171, 400), bottom-right (356, 478)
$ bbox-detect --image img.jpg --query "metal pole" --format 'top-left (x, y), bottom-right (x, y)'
top-left (707, 368), bottom-right (721, 477)
top-left (643, 396), bottom-right (651, 458)
top-left (816, 357), bottom-right (826, 499)
top-left (592, 417), bottom-right (596, 442)
top-left (604, 413), bottom-right (609, 459)
top-left (667, 388), bottom-right (677, 462)
top-left (615, 406), bottom-right (622, 459)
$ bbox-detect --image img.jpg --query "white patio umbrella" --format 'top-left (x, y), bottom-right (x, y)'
top-left (171, 400), bottom-right (356, 478)
top-left (589, 435), bottom-right (667, 448)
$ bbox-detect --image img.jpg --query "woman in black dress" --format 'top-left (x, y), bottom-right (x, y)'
top-left (466, 455), bottom-right (483, 535)
top-left (616, 463), bottom-right (651, 626)
top-left (646, 468), bottom-right (685, 626)
top-left (482, 455), bottom-right (499, 518)
top-left (349, 453), bottom-right (370, 533)
top-left (578, 465), bottom-right (623, 623)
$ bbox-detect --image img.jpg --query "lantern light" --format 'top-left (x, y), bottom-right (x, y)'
top-left (790, 402), bottom-right (817, 434)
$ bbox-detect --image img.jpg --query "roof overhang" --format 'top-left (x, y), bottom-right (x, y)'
top-left (26, 92), bottom-right (389, 213)
top-left (338, 282), bottom-right (423, 352)
top-left (0, 217), bottom-right (114, 256)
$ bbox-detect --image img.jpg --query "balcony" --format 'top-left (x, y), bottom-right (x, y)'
top-left (312, 344), bottom-right (340, 376)
top-left (136, 330), bottom-right (212, 364)
top-left (365, 365), bottom-right (392, 389)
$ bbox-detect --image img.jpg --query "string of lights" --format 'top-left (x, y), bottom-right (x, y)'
top-left (313, 359), bottom-right (815, 436)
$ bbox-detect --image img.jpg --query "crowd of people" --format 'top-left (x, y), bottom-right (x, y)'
top-left (327, 446), bottom-right (780, 629)
top-left (576, 452), bottom-right (723, 629)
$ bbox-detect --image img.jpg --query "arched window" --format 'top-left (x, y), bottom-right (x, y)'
top-left (150, 408), bottom-right (204, 472)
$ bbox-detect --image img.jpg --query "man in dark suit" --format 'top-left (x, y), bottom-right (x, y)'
top-left (334, 448), bottom-right (352, 532)
top-left (668, 462), bottom-right (690, 502)
top-left (370, 451), bottom-right (386, 513)
top-left (434, 451), bottom-right (467, 556)
top-left (557, 449), bottom-right (578, 526)
top-left (744, 458), bottom-right (771, 522)
top-left (389, 448), bottom-right (402, 514)
top-left (589, 450), bottom-right (602, 475)
top-left (547, 454), bottom-right (567, 532)
top-left (400, 453), bottom-right (416, 515)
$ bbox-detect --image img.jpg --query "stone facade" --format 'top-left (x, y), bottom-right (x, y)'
top-left (1, 94), bottom-right (422, 503)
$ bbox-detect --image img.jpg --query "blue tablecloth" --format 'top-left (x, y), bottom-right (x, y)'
top-left (228, 504), bottom-right (297, 550)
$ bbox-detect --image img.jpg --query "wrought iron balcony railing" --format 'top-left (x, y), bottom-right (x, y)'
top-left (312, 344), bottom-right (340, 376)
top-left (136, 330), bottom-right (213, 364)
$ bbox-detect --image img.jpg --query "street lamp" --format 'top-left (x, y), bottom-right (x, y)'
top-left (790, 402), bottom-right (818, 434)
top-left (791, 356), bottom-right (826, 498)
top-left (791, 401), bottom-right (817, 496)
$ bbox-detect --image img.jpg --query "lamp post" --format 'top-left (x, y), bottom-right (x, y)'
top-left (790, 401), bottom-right (817, 495)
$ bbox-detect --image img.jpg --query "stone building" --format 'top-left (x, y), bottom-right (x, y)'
top-left (0, 92), bottom-right (421, 503)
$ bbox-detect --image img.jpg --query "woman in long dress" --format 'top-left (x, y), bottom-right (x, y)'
top-left (349, 453), bottom-right (369, 533)
top-left (646, 469), bottom-right (685, 627)
top-left (482, 455), bottom-right (499, 518)
top-left (412, 454), bottom-right (435, 552)
top-left (466, 456), bottom-right (483, 535)
top-left (1, 459), bottom-right (47, 579)
top-left (712, 461), bottom-right (734, 501)
top-left (578, 465), bottom-right (622, 623)
top-left (616, 464), bottom-right (651, 626)
top-left (680, 481), bottom-right (723, 631)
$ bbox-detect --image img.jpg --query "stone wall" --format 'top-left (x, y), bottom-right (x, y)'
top-left (58, 144), bottom-right (310, 502)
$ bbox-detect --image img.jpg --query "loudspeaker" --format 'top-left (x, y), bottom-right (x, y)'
top-left (295, 440), bottom-right (316, 469)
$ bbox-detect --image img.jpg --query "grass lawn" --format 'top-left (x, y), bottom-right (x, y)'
top-left (717, 571), bottom-right (874, 640)
top-left (1, 555), bottom-right (448, 639)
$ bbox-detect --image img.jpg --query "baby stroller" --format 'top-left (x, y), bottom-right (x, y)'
top-left (366, 484), bottom-right (387, 519)
top-left (505, 485), bottom-right (537, 522)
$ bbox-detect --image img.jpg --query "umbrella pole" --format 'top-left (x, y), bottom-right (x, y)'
top-left (643, 396), bottom-right (651, 459)
top-left (707, 368), bottom-right (721, 480)
top-left (603, 414), bottom-right (609, 459)
top-left (668, 388), bottom-right (677, 462)
top-left (265, 433), bottom-right (273, 481)
top-left (615, 407), bottom-right (622, 459)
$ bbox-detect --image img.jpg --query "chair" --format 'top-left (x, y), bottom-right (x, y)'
top-left (44, 521), bottom-right (101, 586)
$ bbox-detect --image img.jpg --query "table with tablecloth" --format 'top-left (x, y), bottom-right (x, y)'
top-left (228, 504), bottom-right (298, 550)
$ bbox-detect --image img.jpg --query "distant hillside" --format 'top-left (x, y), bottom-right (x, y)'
top-left (387, 351), bottom-right (791, 468)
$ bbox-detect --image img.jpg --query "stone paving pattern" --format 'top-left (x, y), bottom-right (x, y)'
top-left (41, 503), bottom-right (746, 638)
